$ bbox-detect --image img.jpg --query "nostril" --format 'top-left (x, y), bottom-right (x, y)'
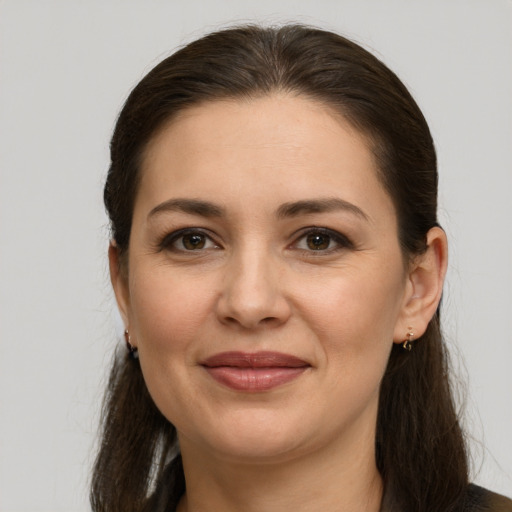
top-left (215, 276), bottom-right (292, 329)
top-left (222, 314), bottom-right (280, 329)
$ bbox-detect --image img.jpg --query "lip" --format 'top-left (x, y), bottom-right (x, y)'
top-left (200, 351), bottom-right (310, 392)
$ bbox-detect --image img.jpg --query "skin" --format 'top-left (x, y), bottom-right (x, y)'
top-left (110, 94), bottom-right (447, 512)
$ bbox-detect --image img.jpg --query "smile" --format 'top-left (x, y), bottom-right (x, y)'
top-left (200, 351), bottom-right (310, 392)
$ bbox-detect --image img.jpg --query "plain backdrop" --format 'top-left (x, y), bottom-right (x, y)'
top-left (0, 1), bottom-right (511, 510)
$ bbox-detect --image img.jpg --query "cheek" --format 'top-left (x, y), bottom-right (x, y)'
top-left (129, 266), bottom-right (216, 357)
top-left (298, 268), bottom-right (404, 333)
top-left (296, 270), bottom-right (403, 418)
top-left (291, 264), bottom-right (405, 367)
top-left (127, 267), bottom-right (220, 426)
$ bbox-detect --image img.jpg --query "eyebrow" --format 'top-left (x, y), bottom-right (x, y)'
top-left (276, 198), bottom-right (369, 221)
top-left (148, 197), bottom-right (369, 221)
top-left (148, 198), bottom-right (225, 219)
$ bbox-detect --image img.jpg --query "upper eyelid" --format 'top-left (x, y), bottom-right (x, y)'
top-left (291, 226), bottom-right (352, 242)
top-left (290, 228), bottom-right (355, 252)
top-left (160, 227), bottom-right (220, 249)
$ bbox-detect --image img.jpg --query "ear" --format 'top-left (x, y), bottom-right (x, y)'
top-left (393, 227), bottom-right (448, 343)
top-left (108, 242), bottom-right (131, 327)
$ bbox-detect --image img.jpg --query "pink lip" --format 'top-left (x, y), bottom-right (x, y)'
top-left (200, 351), bottom-right (310, 392)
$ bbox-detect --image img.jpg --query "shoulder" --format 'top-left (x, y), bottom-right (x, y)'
top-left (465, 484), bottom-right (512, 512)
top-left (381, 484), bottom-right (512, 512)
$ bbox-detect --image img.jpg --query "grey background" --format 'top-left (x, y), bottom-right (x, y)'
top-left (1, 0), bottom-right (511, 510)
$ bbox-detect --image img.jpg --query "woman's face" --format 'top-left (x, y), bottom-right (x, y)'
top-left (112, 94), bottom-right (415, 463)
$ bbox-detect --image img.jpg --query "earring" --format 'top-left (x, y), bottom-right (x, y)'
top-left (124, 329), bottom-right (139, 359)
top-left (402, 328), bottom-right (414, 351)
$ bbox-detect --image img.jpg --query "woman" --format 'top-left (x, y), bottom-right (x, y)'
top-left (91, 25), bottom-right (512, 512)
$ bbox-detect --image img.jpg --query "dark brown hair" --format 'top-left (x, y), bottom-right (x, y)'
top-left (93, 24), bottom-right (468, 512)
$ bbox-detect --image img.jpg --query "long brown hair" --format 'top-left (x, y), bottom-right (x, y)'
top-left (92, 25), bottom-right (468, 512)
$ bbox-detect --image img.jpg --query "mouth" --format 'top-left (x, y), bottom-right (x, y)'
top-left (200, 351), bottom-right (310, 392)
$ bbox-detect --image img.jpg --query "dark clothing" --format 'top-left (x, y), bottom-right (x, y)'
top-left (377, 484), bottom-right (512, 512)
top-left (463, 485), bottom-right (512, 512)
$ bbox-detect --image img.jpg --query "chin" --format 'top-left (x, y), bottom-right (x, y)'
top-left (180, 406), bottom-right (321, 464)
top-left (203, 433), bottom-right (307, 465)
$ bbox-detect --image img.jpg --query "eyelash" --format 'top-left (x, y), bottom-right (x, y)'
top-left (291, 227), bottom-right (354, 254)
top-left (159, 228), bottom-right (220, 253)
top-left (159, 227), bottom-right (354, 254)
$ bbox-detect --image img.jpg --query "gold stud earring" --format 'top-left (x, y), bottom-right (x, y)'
top-left (402, 328), bottom-right (414, 351)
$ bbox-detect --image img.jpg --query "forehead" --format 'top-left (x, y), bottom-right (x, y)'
top-left (137, 94), bottom-right (394, 223)
top-left (145, 94), bottom-right (370, 159)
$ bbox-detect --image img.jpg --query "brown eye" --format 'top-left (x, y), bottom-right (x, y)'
top-left (160, 229), bottom-right (219, 253)
top-left (293, 228), bottom-right (353, 254)
top-left (182, 233), bottom-right (206, 250)
top-left (306, 233), bottom-right (331, 250)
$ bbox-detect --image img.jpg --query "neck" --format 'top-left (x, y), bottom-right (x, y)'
top-left (176, 424), bottom-right (383, 512)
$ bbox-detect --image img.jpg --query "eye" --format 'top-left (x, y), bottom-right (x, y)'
top-left (181, 233), bottom-right (208, 250)
top-left (304, 232), bottom-right (331, 250)
top-left (161, 229), bottom-right (219, 252)
top-left (293, 228), bottom-right (353, 253)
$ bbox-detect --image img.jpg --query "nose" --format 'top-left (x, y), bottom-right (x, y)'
top-left (215, 248), bottom-right (291, 330)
